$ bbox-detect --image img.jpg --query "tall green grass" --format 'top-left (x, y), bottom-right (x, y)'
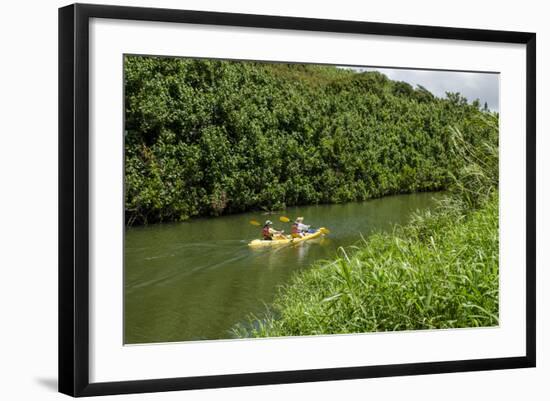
top-left (235, 115), bottom-right (499, 337)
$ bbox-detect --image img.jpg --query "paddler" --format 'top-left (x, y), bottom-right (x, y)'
top-left (291, 217), bottom-right (311, 238)
top-left (262, 220), bottom-right (284, 240)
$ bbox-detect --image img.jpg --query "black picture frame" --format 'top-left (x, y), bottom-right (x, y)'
top-left (59, 3), bottom-right (536, 397)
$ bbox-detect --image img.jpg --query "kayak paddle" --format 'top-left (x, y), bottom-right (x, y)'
top-left (249, 219), bottom-right (261, 226)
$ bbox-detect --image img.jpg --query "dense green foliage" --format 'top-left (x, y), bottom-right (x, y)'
top-left (125, 57), bottom-right (494, 225)
top-left (235, 115), bottom-right (499, 336)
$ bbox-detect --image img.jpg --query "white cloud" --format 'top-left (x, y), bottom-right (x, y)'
top-left (341, 66), bottom-right (499, 111)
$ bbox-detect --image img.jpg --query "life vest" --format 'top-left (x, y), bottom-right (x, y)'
top-left (262, 225), bottom-right (271, 238)
top-left (291, 223), bottom-right (300, 235)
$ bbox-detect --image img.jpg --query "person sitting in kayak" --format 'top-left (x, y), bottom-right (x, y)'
top-left (262, 220), bottom-right (284, 240)
top-left (291, 217), bottom-right (311, 238)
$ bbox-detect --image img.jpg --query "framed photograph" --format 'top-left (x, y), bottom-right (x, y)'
top-left (58, 3), bottom-right (536, 397)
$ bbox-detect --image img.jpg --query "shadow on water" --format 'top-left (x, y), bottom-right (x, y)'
top-left (124, 192), bottom-right (445, 344)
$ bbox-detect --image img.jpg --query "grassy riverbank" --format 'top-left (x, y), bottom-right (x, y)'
top-left (236, 116), bottom-right (499, 337)
top-left (236, 194), bottom-right (498, 337)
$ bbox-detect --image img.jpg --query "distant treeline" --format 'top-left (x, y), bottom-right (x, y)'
top-left (125, 57), bottom-right (496, 225)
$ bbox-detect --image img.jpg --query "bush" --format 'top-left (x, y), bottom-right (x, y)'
top-left (125, 56), bottom-right (496, 225)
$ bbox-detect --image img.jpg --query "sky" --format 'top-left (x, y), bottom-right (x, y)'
top-left (341, 66), bottom-right (500, 112)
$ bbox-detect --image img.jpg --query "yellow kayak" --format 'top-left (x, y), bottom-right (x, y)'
top-left (248, 227), bottom-right (328, 248)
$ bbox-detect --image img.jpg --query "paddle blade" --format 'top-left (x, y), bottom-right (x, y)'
top-left (250, 220), bottom-right (261, 226)
top-left (279, 216), bottom-right (290, 223)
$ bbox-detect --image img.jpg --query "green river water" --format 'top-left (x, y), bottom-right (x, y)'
top-left (124, 192), bottom-right (443, 344)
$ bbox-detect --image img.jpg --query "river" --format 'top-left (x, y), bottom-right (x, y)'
top-left (124, 192), bottom-right (444, 344)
